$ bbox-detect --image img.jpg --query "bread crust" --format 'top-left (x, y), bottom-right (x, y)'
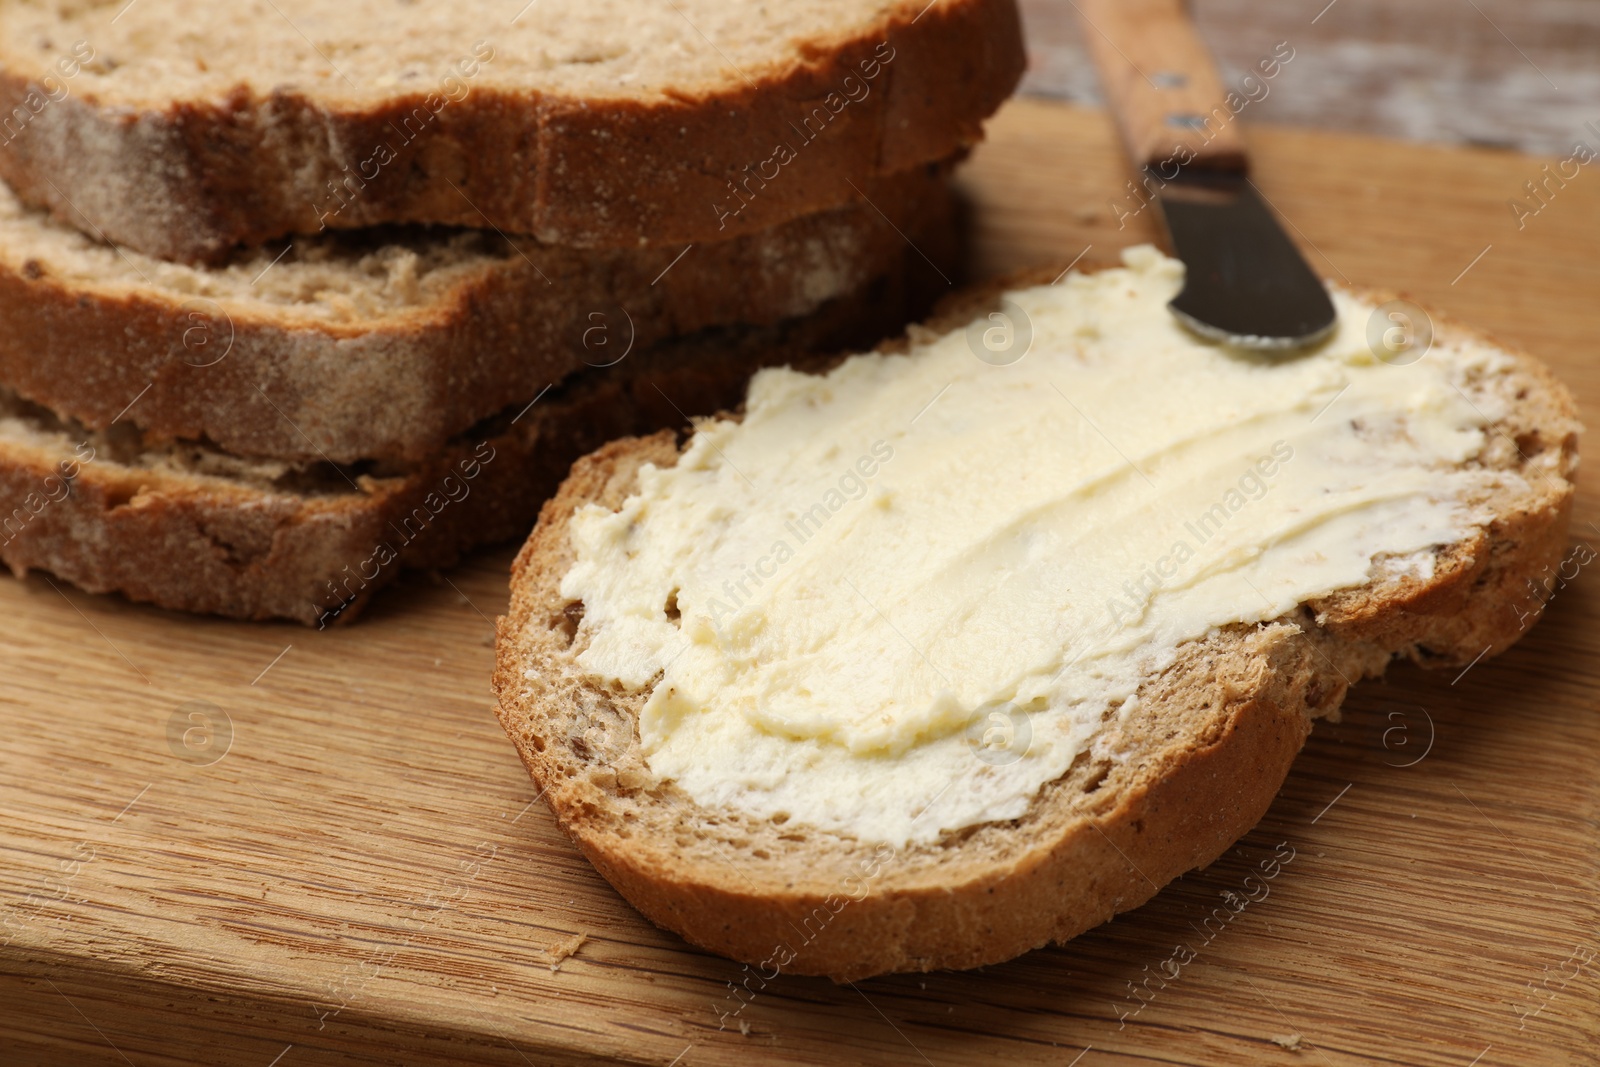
top-left (0, 0), bottom-right (1022, 263)
top-left (0, 164), bottom-right (955, 465)
top-left (0, 256), bottom-right (945, 624)
top-left (490, 273), bottom-right (1581, 981)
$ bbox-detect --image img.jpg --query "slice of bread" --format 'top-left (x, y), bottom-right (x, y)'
top-left (0, 0), bottom-right (1022, 262)
top-left (491, 267), bottom-right (1580, 981)
top-left (0, 164), bottom-right (954, 465)
top-left (0, 254), bottom-right (945, 624)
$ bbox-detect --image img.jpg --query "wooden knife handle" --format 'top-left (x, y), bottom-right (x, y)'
top-left (1073, 0), bottom-right (1248, 173)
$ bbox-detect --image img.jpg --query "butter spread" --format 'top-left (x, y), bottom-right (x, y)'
top-left (555, 246), bottom-right (1513, 846)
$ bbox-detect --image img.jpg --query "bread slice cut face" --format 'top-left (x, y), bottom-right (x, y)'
top-left (493, 247), bottom-right (1580, 980)
top-left (0, 165), bottom-right (954, 465)
top-left (0, 0), bottom-right (1023, 260)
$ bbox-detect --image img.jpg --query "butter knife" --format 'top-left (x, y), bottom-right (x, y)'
top-left (1074, 0), bottom-right (1336, 349)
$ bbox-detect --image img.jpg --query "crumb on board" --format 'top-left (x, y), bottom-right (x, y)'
top-left (1271, 1033), bottom-right (1303, 1051)
top-left (546, 932), bottom-right (589, 972)
top-left (738, 1019), bottom-right (751, 1037)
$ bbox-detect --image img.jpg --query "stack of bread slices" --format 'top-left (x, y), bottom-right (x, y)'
top-left (0, 0), bottom-right (1024, 624)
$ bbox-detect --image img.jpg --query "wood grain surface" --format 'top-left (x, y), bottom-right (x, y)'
top-left (2, 97), bottom-right (1597, 1066)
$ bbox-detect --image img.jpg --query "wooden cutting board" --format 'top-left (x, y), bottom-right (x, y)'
top-left (2, 97), bottom-right (1596, 1067)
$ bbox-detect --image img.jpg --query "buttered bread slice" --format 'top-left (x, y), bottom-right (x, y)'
top-left (493, 248), bottom-right (1579, 979)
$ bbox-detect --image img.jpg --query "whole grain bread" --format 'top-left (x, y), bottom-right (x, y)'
top-left (0, 163), bottom-right (954, 465)
top-left (491, 270), bottom-right (1580, 981)
top-left (0, 253), bottom-right (949, 624)
top-left (0, 0), bottom-right (1022, 263)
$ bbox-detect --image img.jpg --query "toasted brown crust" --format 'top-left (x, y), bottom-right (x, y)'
top-left (0, 164), bottom-right (955, 465)
top-left (0, 257), bottom-right (945, 624)
top-left (490, 273), bottom-right (1581, 981)
top-left (0, 0), bottom-right (1022, 263)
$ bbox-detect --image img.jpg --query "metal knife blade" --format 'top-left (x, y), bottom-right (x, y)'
top-left (1155, 170), bottom-right (1336, 349)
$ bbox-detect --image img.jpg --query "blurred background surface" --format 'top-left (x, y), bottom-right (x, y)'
top-left (1019, 0), bottom-right (1600, 154)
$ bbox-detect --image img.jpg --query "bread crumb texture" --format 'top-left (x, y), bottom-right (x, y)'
top-left (545, 932), bottom-right (588, 972)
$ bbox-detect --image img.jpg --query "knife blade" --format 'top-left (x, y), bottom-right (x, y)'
top-left (1074, 0), bottom-right (1336, 350)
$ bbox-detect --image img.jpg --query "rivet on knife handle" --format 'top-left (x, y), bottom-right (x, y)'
top-left (1073, 0), bottom-right (1247, 173)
